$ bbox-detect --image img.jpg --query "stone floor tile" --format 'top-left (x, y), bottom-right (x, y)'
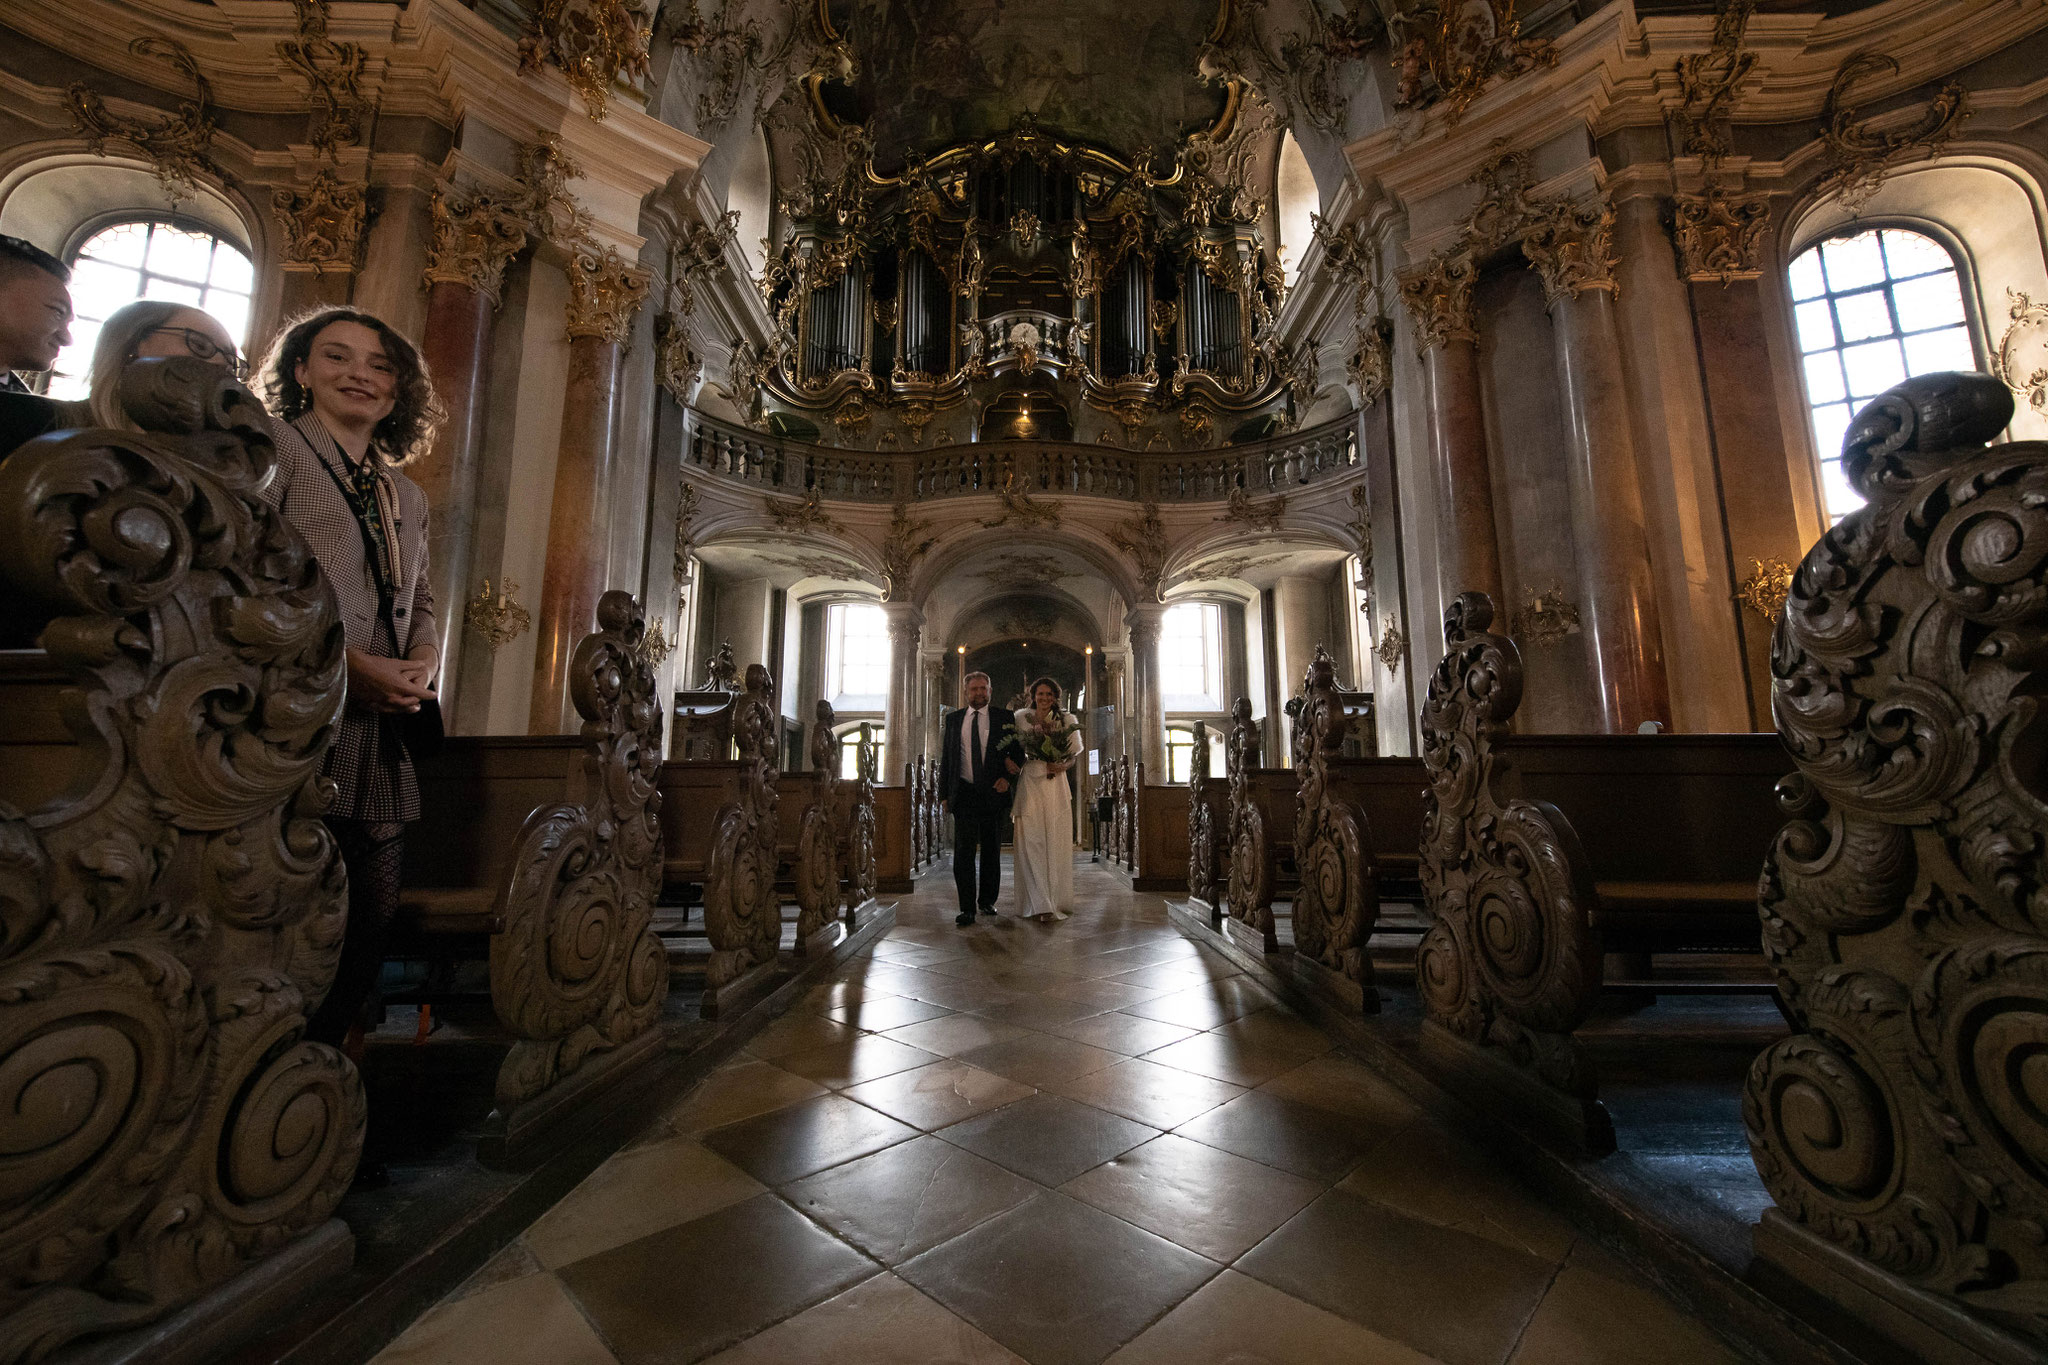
top-left (841, 1059), bottom-right (1037, 1131)
top-left (1042, 1011), bottom-right (1199, 1055)
top-left (1059, 1133), bottom-right (1323, 1263)
top-left (556, 1193), bottom-right (877, 1365)
top-left (939, 1091), bottom-right (1161, 1186)
top-left (775, 1035), bottom-right (945, 1090)
top-left (1206, 1008), bottom-right (1339, 1059)
top-left (898, 1193), bottom-right (1221, 1365)
top-left (654, 1059), bottom-right (830, 1137)
top-left (1038, 977), bottom-right (1178, 1011)
top-left (1051, 1057), bottom-right (1245, 1130)
top-left (798, 979), bottom-right (897, 1014)
top-left (881, 1012), bottom-right (1032, 1057)
top-left (782, 1134), bottom-right (1041, 1264)
top-left (1143, 1031), bottom-right (1312, 1087)
top-left (1338, 1120), bottom-right (1580, 1263)
top-left (954, 1032), bottom-right (1125, 1088)
top-left (1254, 1053), bottom-right (1425, 1132)
top-left (825, 995), bottom-right (957, 1031)
top-left (745, 1010), bottom-right (860, 1060)
top-left (447, 1236), bottom-right (541, 1302)
top-left (1505, 1257), bottom-right (1744, 1365)
top-left (1105, 1269), bottom-right (1447, 1365)
top-left (1120, 979), bottom-right (1271, 1030)
top-left (1174, 1089), bottom-right (1393, 1184)
top-left (373, 1272), bottom-right (616, 1365)
top-left (524, 1137), bottom-right (765, 1269)
top-left (1237, 1188), bottom-right (1555, 1365)
top-left (698, 1273), bottom-right (1028, 1365)
top-left (701, 1092), bottom-right (920, 1186)
top-left (1100, 962), bottom-right (1219, 992)
top-left (966, 992), bottom-right (1109, 1031)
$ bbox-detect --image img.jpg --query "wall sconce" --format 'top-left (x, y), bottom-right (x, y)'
top-left (466, 577), bottom-right (531, 650)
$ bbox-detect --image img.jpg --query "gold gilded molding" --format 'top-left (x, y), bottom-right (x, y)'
top-left (69, 38), bottom-right (219, 202)
top-left (1817, 51), bottom-right (1967, 210)
top-left (423, 190), bottom-right (529, 302)
top-left (1346, 316), bottom-right (1392, 407)
top-left (565, 244), bottom-right (652, 343)
top-left (1994, 288), bottom-right (2048, 416)
top-left (1734, 557), bottom-right (1793, 623)
top-left (271, 169), bottom-right (368, 272)
top-left (277, 0), bottom-right (368, 158)
top-left (635, 615), bottom-right (674, 666)
top-left (1522, 199), bottom-right (1618, 305)
top-left (519, 0), bottom-right (652, 120)
top-left (1399, 251), bottom-right (1479, 349)
top-left (1388, 0), bottom-right (1555, 123)
top-left (467, 577), bottom-right (532, 648)
top-left (1672, 187), bottom-right (1771, 285)
top-left (1671, 0), bottom-right (1757, 164)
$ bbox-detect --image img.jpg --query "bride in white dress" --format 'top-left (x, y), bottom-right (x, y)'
top-left (1011, 677), bottom-right (1084, 923)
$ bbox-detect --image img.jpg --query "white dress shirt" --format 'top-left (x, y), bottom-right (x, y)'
top-left (960, 705), bottom-right (987, 780)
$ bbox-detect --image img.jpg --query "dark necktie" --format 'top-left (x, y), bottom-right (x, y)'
top-left (970, 710), bottom-right (983, 783)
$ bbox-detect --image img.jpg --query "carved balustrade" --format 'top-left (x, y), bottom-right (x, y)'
top-left (0, 359), bottom-right (364, 1360)
top-left (1746, 372), bottom-right (2048, 1344)
top-left (683, 408), bottom-right (1356, 506)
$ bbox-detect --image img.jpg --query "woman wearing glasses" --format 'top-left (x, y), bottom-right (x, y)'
top-left (81, 299), bottom-right (246, 426)
top-left (255, 306), bottom-right (444, 1067)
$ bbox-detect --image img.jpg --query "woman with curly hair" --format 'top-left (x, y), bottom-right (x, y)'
top-left (256, 307), bottom-right (445, 1058)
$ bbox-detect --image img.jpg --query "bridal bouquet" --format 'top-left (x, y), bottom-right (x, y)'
top-left (1006, 709), bottom-right (1080, 765)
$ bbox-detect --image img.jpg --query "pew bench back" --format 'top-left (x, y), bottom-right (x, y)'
top-left (402, 736), bottom-right (585, 934)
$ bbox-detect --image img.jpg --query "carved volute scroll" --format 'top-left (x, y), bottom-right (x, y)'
top-left (491, 590), bottom-right (669, 1108)
top-left (1417, 594), bottom-right (1604, 1113)
top-left (795, 700), bottom-right (840, 942)
top-left (0, 358), bottom-right (364, 1361)
top-left (1747, 372), bottom-right (2048, 1316)
top-left (1291, 647), bottom-right (1380, 1004)
top-left (1188, 719), bottom-right (1217, 910)
top-left (908, 756), bottom-right (925, 867)
top-left (1225, 695), bottom-right (1272, 936)
top-left (844, 723), bottom-right (879, 912)
top-left (704, 662), bottom-right (781, 986)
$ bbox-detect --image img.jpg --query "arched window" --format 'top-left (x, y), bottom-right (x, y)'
top-left (1788, 227), bottom-right (1975, 523)
top-left (49, 219), bottom-right (254, 401)
top-left (1164, 724), bottom-right (1225, 785)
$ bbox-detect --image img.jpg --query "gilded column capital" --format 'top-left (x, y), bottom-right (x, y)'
top-left (565, 244), bottom-right (651, 344)
top-left (1398, 251), bottom-right (1479, 349)
top-left (1523, 199), bottom-right (1619, 306)
top-left (1671, 186), bottom-right (1772, 285)
top-left (271, 168), bottom-right (367, 274)
top-left (423, 187), bottom-right (530, 304)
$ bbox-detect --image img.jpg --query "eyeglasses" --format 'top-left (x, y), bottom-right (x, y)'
top-left (145, 326), bottom-right (248, 378)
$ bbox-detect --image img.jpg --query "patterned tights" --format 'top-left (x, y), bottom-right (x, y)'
top-left (307, 818), bottom-right (407, 1047)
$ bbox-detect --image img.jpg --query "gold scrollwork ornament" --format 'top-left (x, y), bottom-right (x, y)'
top-left (467, 578), bottom-right (532, 649)
top-left (1734, 557), bottom-right (1794, 623)
top-left (519, 0), bottom-right (653, 120)
top-left (69, 38), bottom-right (220, 202)
top-left (1994, 288), bottom-right (2048, 416)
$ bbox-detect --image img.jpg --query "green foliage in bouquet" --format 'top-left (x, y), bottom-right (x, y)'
top-left (1005, 709), bottom-right (1080, 764)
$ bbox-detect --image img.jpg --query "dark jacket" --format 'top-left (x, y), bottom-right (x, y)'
top-left (938, 705), bottom-right (1021, 813)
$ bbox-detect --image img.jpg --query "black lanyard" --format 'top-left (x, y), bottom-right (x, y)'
top-left (304, 421), bottom-right (396, 613)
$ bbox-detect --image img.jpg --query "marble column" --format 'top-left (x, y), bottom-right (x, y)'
top-left (882, 602), bottom-right (924, 778)
top-left (416, 194), bottom-right (528, 714)
top-left (1400, 251), bottom-right (1504, 606)
top-left (529, 246), bottom-right (650, 734)
top-left (1125, 603), bottom-right (1168, 780)
top-left (1525, 201), bottom-right (1672, 731)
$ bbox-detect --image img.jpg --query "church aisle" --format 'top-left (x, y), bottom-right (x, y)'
top-left (371, 860), bottom-right (1744, 1365)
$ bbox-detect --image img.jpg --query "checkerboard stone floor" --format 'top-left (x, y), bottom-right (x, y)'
top-left (373, 859), bottom-right (1744, 1365)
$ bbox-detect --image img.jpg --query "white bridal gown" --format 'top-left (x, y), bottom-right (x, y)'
top-left (1012, 719), bottom-right (1083, 921)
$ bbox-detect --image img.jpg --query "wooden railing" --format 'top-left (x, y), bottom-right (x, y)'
top-left (684, 408), bottom-right (1358, 504)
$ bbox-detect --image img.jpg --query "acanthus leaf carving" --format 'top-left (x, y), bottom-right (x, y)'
top-left (1672, 187), bottom-right (1772, 285)
top-left (68, 38), bottom-right (220, 203)
top-left (1816, 51), bottom-right (1968, 211)
top-left (271, 169), bottom-right (369, 272)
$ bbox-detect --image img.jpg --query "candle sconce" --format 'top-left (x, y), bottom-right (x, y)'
top-left (466, 577), bottom-right (532, 650)
top-left (636, 616), bottom-right (674, 667)
top-left (1735, 557), bottom-right (1795, 624)
top-left (1511, 585), bottom-right (1582, 647)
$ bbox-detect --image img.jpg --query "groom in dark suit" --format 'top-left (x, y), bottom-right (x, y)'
top-left (939, 670), bottom-right (1022, 927)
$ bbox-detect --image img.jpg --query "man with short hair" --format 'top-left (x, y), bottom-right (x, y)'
top-left (938, 671), bottom-right (1022, 928)
top-left (0, 235), bottom-right (72, 393)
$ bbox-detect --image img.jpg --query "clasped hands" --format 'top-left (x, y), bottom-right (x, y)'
top-left (348, 648), bottom-right (437, 713)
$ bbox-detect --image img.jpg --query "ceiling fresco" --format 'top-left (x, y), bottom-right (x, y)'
top-left (829, 0), bottom-right (1229, 167)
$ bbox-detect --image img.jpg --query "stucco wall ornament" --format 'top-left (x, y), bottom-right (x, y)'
top-left (765, 486), bottom-right (847, 536)
top-left (68, 38), bottom-right (220, 202)
top-left (1994, 288), bottom-right (2048, 416)
top-left (1348, 485), bottom-right (1374, 603)
top-left (1374, 612), bottom-right (1406, 674)
top-left (1110, 502), bottom-right (1171, 600)
top-left (656, 212), bottom-right (739, 402)
top-left (977, 473), bottom-right (1062, 530)
top-left (423, 188), bottom-right (530, 303)
top-left (1671, 0), bottom-right (1757, 164)
top-left (1816, 51), bottom-right (1967, 211)
top-left (278, 0), bottom-right (369, 158)
top-left (881, 502), bottom-right (936, 600)
top-left (672, 483), bottom-right (700, 600)
top-left (565, 244), bottom-right (652, 344)
top-left (1399, 251), bottom-right (1480, 349)
top-left (1387, 0), bottom-right (1555, 124)
top-left (1217, 486), bottom-right (1286, 531)
top-left (1733, 556), bottom-right (1793, 623)
top-left (520, 0), bottom-right (653, 120)
top-left (1522, 199), bottom-right (1619, 305)
top-left (272, 169), bottom-right (369, 272)
top-left (1672, 187), bottom-right (1771, 285)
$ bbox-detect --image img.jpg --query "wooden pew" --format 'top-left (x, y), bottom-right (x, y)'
top-left (395, 590), bottom-right (670, 1165)
top-left (1218, 697), bottom-right (1304, 951)
top-left (0, 358), bottom-right (364, 1359)
top-left (1186, 719), bottom-right (1228, 913)
top-left (1417, 591), bottom-right (1784, 1154)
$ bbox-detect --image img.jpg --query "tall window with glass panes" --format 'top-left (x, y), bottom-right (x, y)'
top-left (1789, 228), bottom-right (1976, 523)
top-left (51, 221), bottom-right (254, 400)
